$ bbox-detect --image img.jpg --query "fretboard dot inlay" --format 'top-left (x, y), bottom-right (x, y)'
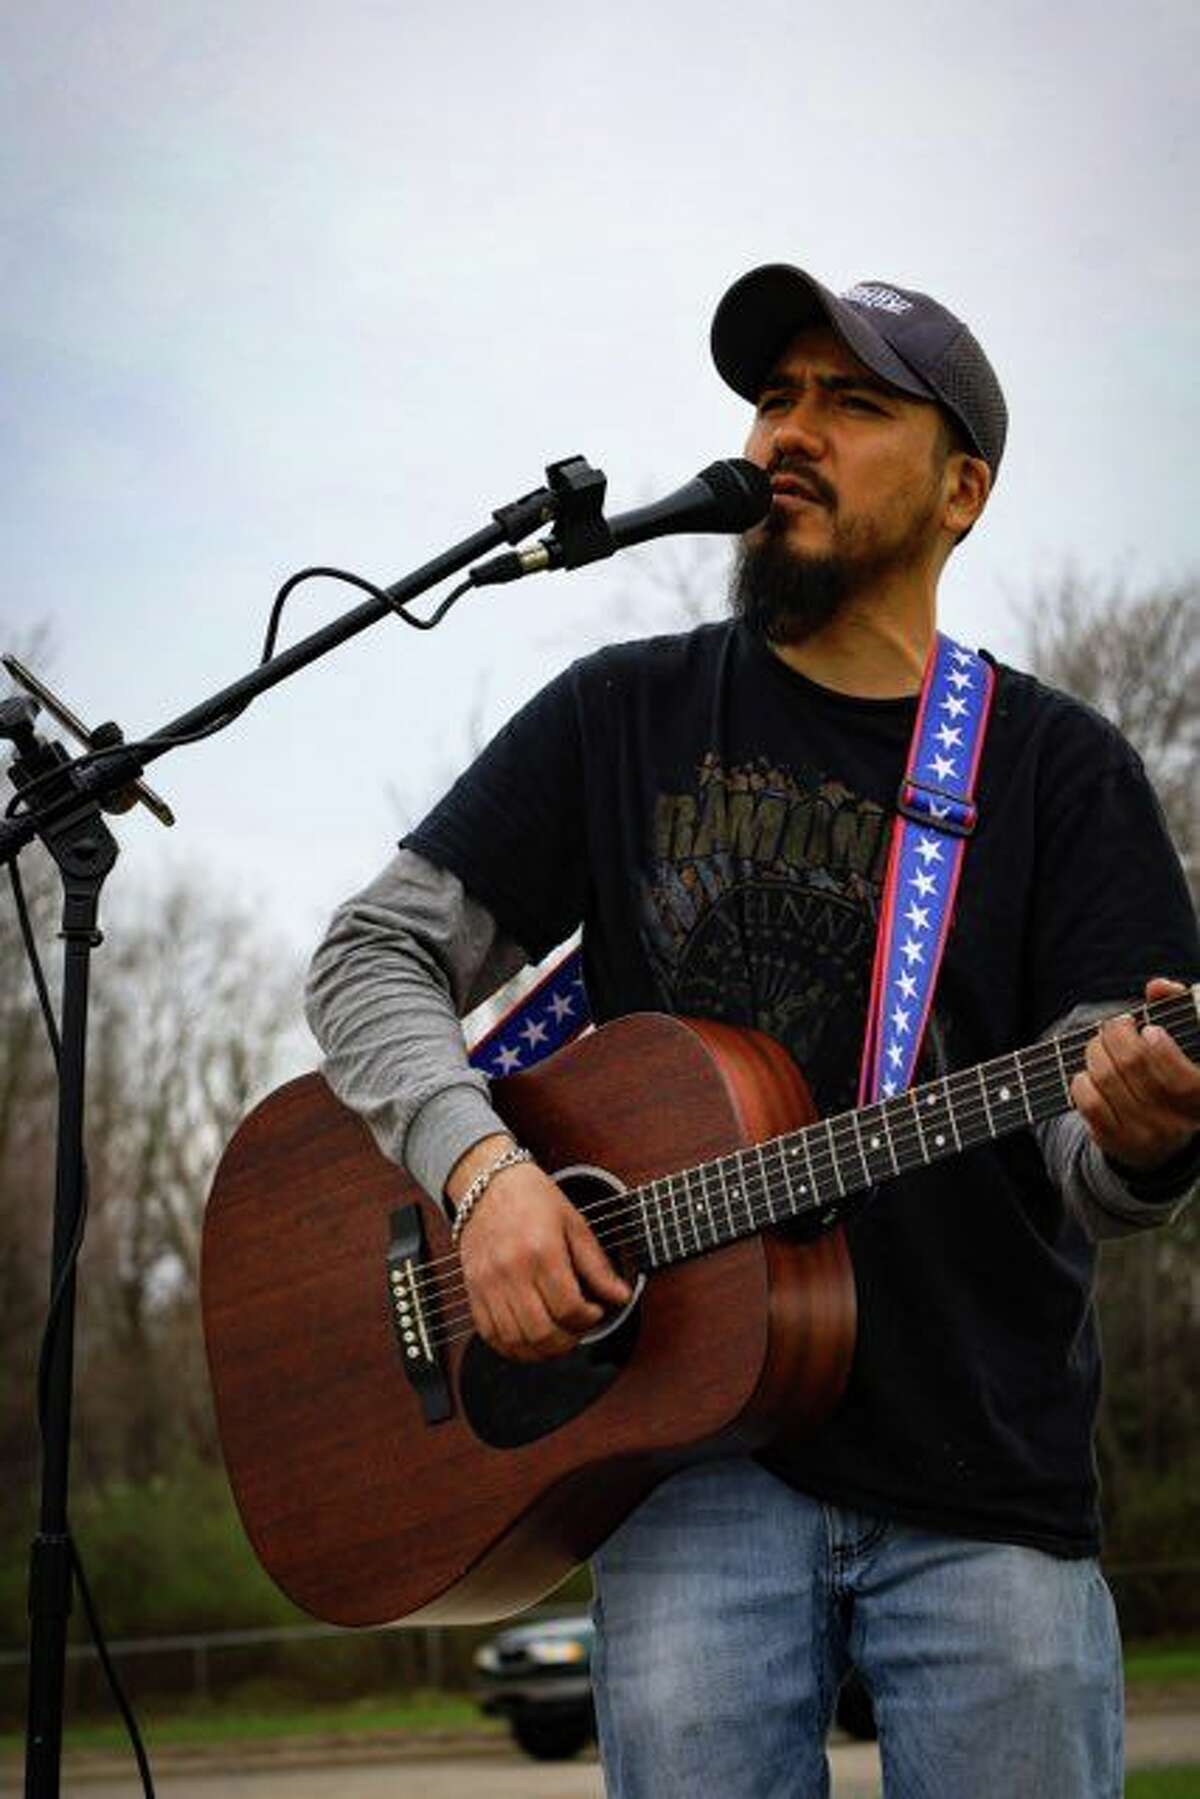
top-left (621, 1003), bottom-right (1200, 1276)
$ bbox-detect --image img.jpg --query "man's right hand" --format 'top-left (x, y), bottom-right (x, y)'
top-left (448, 1135), bottom-right (632, 1362)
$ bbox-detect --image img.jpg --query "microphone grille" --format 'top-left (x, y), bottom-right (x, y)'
top-left (699, 458), bottom-right (772, 529)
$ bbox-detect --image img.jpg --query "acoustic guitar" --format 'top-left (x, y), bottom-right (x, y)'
top-left (201, 989), bottom-right (1198, 1627)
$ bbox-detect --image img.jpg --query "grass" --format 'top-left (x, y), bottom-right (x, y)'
top-left (1125, 1772), bottom-right (1200, 1797)
top-left (1125, 1641), bottom-right (1200, 1685)
top-left (1, 1637), bottom-right (1196, 1760)
top-left (0, 1691), bottom-right (498, 1756)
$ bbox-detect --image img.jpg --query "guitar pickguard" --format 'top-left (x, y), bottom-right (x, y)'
top-left (459, 1301), bottom-right (642, 1449)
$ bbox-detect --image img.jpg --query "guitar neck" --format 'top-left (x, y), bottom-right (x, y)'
top-left (631, 989), bottom-right (1200, 1272)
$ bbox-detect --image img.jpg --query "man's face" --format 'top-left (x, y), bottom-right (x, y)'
top-left (732, 324), bottom-right (952, 644)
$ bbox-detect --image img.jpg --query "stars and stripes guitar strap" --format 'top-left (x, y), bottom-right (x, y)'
top-left (468, 942), bottom-right (589, 1079)
top-left (469, 633), bottom-right (995, 1107)
top-left (858, 633), bottom-right (994, 1104)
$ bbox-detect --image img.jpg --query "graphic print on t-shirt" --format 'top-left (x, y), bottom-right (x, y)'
top-left (641, 753), bottom-right (898, 1115)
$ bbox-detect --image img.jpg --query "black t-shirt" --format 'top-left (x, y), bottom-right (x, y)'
top-left (407, 620), bottom-right (1200, 1556)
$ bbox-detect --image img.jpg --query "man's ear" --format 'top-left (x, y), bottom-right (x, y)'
top-left (943, 454), bottom-right (991, 537)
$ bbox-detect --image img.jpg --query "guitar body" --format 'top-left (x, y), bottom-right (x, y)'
top-left (201, 1013), bottom-right (856, 1626)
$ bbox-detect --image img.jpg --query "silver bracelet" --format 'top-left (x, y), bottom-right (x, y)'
top-left (450, 1144), bottom-right (534, 1246)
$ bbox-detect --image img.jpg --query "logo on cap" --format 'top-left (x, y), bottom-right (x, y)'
top-left (843, 284), bottom-right (913, 316)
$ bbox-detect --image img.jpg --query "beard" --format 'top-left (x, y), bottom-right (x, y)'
top-left (730, 534), bottom-right (849, 646)
top-left (730, 479), bottom-right (942, 648)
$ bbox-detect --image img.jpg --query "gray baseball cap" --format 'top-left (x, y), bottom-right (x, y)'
top-left (711, 264), bottom-right (1008, 477)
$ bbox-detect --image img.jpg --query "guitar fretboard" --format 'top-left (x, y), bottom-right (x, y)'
top-left (629, 991), bottom-right (1200, 1272)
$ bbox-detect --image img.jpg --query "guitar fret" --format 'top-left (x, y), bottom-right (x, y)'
top-left (681, 1172), bottom-right (701, 1255)
top-left (988, 1054), bottom-right (1030, 1136)
top-left (847, 1109), bottom-right (872, 1187)
top-left (935, 1079), bottom-right (957, 1151)
top-left (649, 1176), bottom-right (670, 1261)
top-left (719, 1158), bottom-right (744, 1244)
top-left (858, 1104), bottom-right (896, 1183)
top-left (619, 997), bottom-right (1200, 1271)
top-left (929, 1083), bottom-right (952, 1156)
top-left (823, 1118), bottom-right (846, 1197)
top-left (1051, 1035), bottom-right (1073, 1109)
top-left (705, 1164), bottom-right (725, 1246)
top-left (908, 1089), bottom-right (930, 1164)
top-left (718, 1161), bottom-right (742, 1244)
top-left (680, 1172), bottom-right (698, 1259)
top-left (944, 1074), bottom-right (963, 1151)
top-left (777, 1132), bottom-right (814, 1215)
top-left (676, 1172), bottom-right (700, 1257)
top-left (717, 1156), bottom-right (738, 1239)
top-left (800, 1129), bottom-right (819, 1205)
top-left (689, 1169), bottom-right (713, 1251)
top-left (877, 1102), bottom-right (902, 1175)
top-left (637, 1183), bottom-right (659, 1268)
top-left (756, 1144), bottom-right (777, 1224)
top-left (681, 1170), bottom-right (700, 1252)
top-left (774, 1140), bottom-right (797, 1213)
top-left (648, 1177), bottom-right (668, 1262)
top-left (662, 1175), bottom-right (686, 1263)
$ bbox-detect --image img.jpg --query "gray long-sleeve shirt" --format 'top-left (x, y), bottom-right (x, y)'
top-left (305, 848), bottom-right (1198, 1233)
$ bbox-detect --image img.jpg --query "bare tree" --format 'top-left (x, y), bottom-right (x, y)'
top-left (1024, 570), bottom-right (1200, 1555)
top-left (610, 537), bottom-right (731, 634)
top-left (0, 858), bottom-right (300, 1504)
top-left (1023, 571), bottom-right (1199, 900)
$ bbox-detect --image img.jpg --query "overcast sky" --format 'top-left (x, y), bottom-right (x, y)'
top-left (3, 1), bottom-right (1197, 997)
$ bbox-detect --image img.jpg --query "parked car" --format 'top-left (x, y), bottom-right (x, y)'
top-left (474, 1610), bottom-right (877, 1760)
top-left (473, 1611), bottom-right (596, 1760)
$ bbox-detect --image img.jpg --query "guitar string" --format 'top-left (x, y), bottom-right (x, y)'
top-left (422, 1049), bottom-right (1084, 1344)
top-left (413, 999), bottom-right (1200, 1341)
top-left (406, 996), bottom-right (1195, 1309)
top-left (422, 1036), bottom-right (1198, 1354)
top-left (399, 998), bottom-right (1197, 1342)
top-left (422, 1064), bottom-right (1200, 1350)
top-left (404, 997), bottom-right (1199, 1339)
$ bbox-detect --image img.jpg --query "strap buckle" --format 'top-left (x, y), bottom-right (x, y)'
top-left (896, 776), bottom-right (978, 838)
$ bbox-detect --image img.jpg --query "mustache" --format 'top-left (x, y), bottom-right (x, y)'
top-left (768, 455), bottom-right (837, 510)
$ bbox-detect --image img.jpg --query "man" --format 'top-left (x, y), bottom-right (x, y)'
top-left (306, 264), bottom-right (1200, 1797)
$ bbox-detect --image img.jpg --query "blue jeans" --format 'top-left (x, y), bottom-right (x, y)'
top-left (590, 1459), bottom-right (1122, 1798)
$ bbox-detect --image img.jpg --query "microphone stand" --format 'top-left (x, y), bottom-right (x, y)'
top-left (1, 468), bottom-right (584, 1799)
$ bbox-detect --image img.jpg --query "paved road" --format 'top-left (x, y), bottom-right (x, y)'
top-left (17, 1739), bottom-right (880, 1798)
top-left (7, 1711), bottom-right (1197, 1798)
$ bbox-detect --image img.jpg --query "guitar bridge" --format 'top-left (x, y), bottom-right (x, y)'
top-left (387, 1205), bottom-right (452, 1424)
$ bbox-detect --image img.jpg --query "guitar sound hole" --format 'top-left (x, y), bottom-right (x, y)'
top-left (459, 1164), bottom-right (643, 1450)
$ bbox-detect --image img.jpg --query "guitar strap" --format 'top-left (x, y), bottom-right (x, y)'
top-left (468, 940), bottom-right (589, 1078)
top-left (857, 633), bottom-right (995, 1104)
top-left (469, 634), bottom-right (995, 1095)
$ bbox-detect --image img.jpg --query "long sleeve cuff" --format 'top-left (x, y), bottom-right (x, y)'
top-left (404, 1084), bottom-right (511, 1213)
top-left (1037, 1001), bottom-right (1199, 1238)
top-left (1105, 1132), bottom-right (1200, 1202)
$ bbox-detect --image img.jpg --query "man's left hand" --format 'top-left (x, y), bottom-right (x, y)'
top-left (1070, 976), bottom-right (1200, 1172)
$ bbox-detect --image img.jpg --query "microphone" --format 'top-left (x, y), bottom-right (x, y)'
top-left (470, 458), bottom-right (772, 586)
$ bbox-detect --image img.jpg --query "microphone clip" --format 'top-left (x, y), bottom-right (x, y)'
top-left (471, 455), bottom-right (612, 588)
top-left (542, 456), bottom-right (613, 570)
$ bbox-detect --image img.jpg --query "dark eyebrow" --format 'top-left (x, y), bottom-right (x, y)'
top-left (758, 369), bottom-right (900, 402)
top-left (818, 373), bottom-right (900, 399)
